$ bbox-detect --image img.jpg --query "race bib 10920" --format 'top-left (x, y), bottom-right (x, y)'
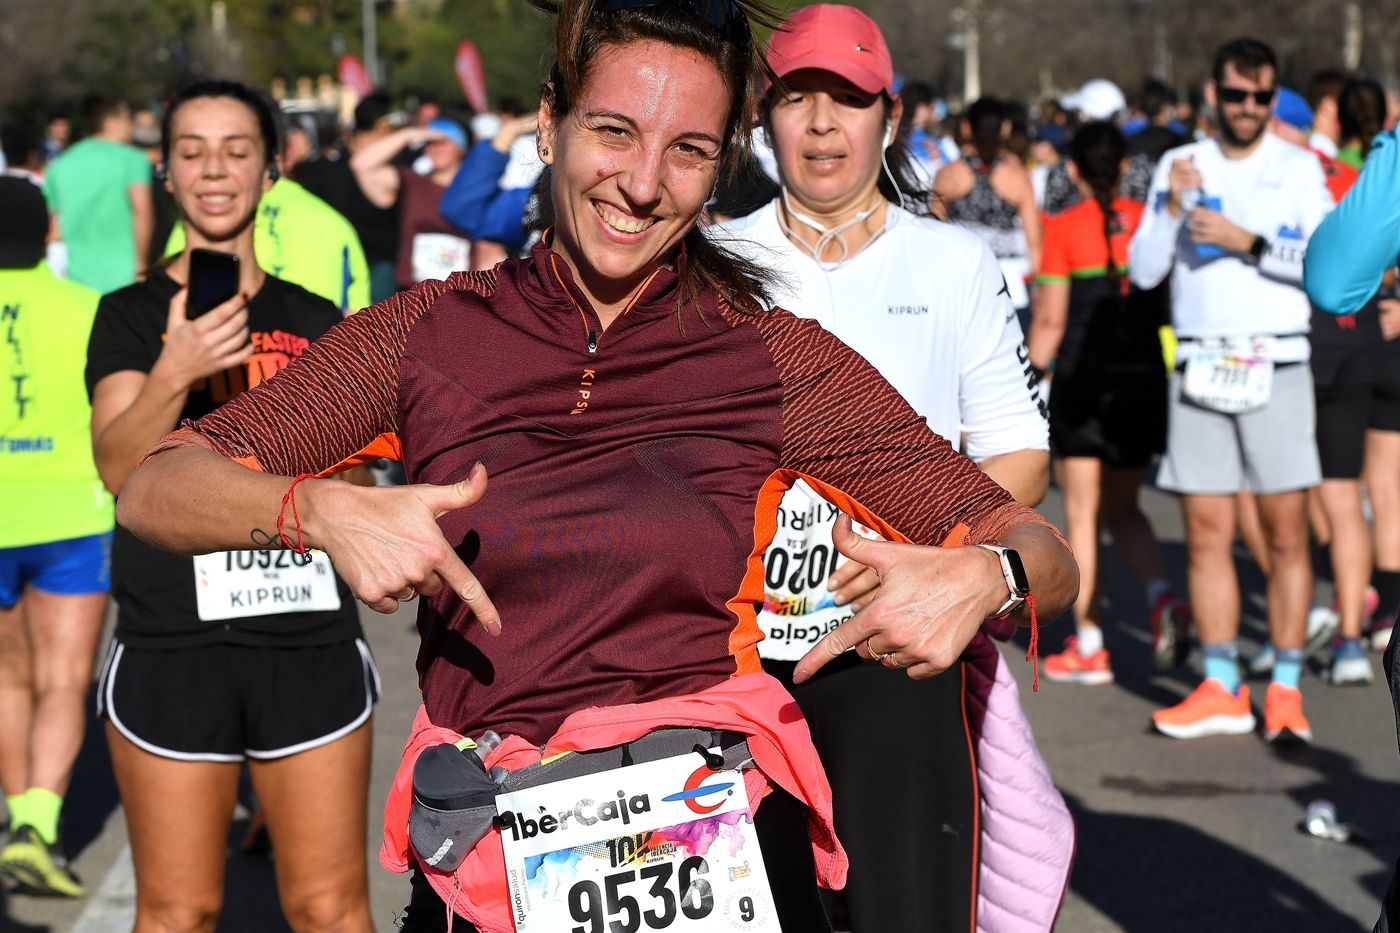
top-left (757, 481), bottom-right (879, 662)
top-left (193, 549), bottom-right (341, 621)
top-left (497, 750), bottom-right (781, 933)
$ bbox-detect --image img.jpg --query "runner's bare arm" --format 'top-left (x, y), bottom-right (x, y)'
top-left (1027, 280), bottom-right (1069, 375)
top-left (90, 289), bottom-right (251, 494)
top-left (977, 448), bottom-right (1049, 506)
top-left (129, 180), bottom-right (153, 280)
top-left (119, 449), bottom-right (502, 628)
top-left (350, 127), bottom-right (442, 208)
top-left (793, 516), bottom-right (1074, 682)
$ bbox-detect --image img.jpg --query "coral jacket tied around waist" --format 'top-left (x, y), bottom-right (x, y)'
top-left (381, 673), bottom-right (845, 933)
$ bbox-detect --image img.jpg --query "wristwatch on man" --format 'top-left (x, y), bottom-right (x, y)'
top-left (977, 543), bottom-right (1031, 618)
top-left (1247, 234), bottom-right (1267, 264)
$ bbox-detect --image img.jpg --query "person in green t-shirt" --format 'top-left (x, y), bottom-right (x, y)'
top-left (0, 178), bottom-right (113, 898)
top-left (41, 96), bottom-right (153, 295)
top-left (167, 177), bottom-right (371, 313)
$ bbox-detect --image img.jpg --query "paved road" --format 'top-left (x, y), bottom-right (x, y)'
top-left (4, 485), bottom-right (1398, 932)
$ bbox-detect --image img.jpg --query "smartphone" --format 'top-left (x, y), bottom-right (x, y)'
top-left (187, 248), bottom-right (241, 318)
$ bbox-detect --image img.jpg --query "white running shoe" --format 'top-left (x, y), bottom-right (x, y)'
top-left (1326, 654), bottom-right (1375, 686)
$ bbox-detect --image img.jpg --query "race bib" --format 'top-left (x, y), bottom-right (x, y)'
top-left (193, 550), bottom-right (341, 621)
top-left (757, 481), bottom-right (878, 662)
top-left (1182, 340), bottom-right (1274, 414)
top-left (411, 232), bottom-right (471, 282)
top-left (498, 751), bottom-right (780, 933)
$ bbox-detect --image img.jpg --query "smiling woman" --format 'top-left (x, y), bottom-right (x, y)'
top-left (111, 4), bottom-right (1077, 932)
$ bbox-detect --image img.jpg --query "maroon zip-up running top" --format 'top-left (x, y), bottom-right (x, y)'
top-left (154, 241), bottom-right (1052, 744)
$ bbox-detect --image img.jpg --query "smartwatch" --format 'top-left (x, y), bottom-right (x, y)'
top-left (977, 543), bottom-right (1030, 618)
top-left (1247, 235), bottom-right (1267, 264)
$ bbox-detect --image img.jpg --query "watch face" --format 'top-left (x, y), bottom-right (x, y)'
top-left (1005, 548), bottom-right (1031, 596)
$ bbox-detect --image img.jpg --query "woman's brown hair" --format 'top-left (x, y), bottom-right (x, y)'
top-left (529, 0), bottom-right (786, 313)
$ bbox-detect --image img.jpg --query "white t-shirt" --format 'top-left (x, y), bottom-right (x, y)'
top-left (1128, 134), bottom-right (1335, 362)
top-left (715, 202), bottom-right (1047, 660)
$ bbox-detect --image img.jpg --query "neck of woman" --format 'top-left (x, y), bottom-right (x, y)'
top-left (777, 187), bottom-right (889, 265)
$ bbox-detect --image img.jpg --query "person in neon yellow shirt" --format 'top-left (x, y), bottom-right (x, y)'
top-left (167, 176), bottom-right (371, 313)
top-left (0, 178), bottom-right (113, 897)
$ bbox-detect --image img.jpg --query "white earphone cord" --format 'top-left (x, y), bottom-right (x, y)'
top-left (777, 129), bottom-right (910, 268)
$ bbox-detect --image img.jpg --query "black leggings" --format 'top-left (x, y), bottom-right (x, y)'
top-left (761, 655), bottom-right (978, 933)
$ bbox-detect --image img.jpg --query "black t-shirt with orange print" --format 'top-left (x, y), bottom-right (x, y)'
top-left (86, 271), bottom-right (361, 648)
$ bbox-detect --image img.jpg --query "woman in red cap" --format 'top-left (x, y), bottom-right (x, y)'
top-left (718, 5), bottom-right (1069, 931)
top-left (115, 1), bottom-right (1078, 930)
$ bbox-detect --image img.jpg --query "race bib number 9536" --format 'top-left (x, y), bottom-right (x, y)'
top-left (497, 751), bottom-right (781, 932)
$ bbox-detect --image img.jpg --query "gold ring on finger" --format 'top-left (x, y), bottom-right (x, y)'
top-left (866, 637), bottom-right (890, 662)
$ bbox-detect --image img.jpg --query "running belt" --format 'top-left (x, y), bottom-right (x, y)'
top-left (410, 727), bottom-right (754, 872)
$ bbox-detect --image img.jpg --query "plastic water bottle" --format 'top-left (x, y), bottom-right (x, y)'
top-left (1304, 800), bottom-right (1351, 842)
top-left (473, 730), bottom-right (502, 764)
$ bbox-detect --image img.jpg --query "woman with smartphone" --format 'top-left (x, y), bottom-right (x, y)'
top-left (86, 81), bottom-right (376, 933)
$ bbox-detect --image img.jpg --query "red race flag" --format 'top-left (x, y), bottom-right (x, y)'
top-left (338, 54), bottom-right (374, 97)
top-left (454, 41), bottom-right (489, 113)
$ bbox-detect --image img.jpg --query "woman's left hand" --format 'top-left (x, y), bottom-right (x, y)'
top-left (792, 516), bottom-right (1007, 682)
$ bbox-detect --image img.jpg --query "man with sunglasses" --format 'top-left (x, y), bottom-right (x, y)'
top-left (1129, 37), bottom-right (1335, 744)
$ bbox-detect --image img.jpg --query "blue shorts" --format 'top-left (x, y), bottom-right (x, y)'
top-left (0, 533), bottom-right (112, 609)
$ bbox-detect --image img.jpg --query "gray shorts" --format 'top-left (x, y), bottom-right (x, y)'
top-left (1157, 362), bottom-right (1321, 495)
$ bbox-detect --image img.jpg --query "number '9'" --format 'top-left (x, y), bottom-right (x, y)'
top-left (570, 879), bottom-right (603, 933)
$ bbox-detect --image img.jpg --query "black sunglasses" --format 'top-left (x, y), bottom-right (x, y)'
top-left (1218, 87), bottom-right (1276, 107)
top-left (598, 0), bottom-right (748, 39)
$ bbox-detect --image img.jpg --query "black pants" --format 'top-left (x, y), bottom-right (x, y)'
top-left (762, 655), bottom-right (978, 933)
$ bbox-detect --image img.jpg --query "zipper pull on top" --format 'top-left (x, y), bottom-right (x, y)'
top-left (587, 329), bottom-right (598, 354)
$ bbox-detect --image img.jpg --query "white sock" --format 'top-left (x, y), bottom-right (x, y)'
top-left (1077, 625), bottom-right (1104, 656)
top-left (1146, 578), bottom-right (1171, 607)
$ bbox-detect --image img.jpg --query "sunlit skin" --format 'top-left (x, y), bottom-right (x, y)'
top-left (1212, 61), bottom-right (1275, 151)
top-left (537, 39), bottom-right (730, 326)
top-left (163, 95), bottom-right (273, 296)
top-left (1165, 62), bottom-right (1276, 252)
top-left (767, 69), bottom-right (900, 240)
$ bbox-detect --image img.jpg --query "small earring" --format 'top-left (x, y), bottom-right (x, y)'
top-left (540, 147), bottom-right (550, 157)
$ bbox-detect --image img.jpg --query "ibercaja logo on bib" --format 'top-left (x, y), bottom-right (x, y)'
top-left (662, 765), bottom-right (737, 815)
top-left (499, 766), bottom-right (737, 842)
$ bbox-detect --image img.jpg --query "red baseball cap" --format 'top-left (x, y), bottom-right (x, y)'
top-left (767, 4), bottom-right (895, 97)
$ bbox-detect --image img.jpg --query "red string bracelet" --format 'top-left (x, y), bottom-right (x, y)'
top-left (1024, 592), bottom-right (1040, 692)
top-left (275, 472), bottom-right (315, 554)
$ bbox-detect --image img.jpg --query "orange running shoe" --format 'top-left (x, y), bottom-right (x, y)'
top-left (1263, 683), bottom-right (1313, 745)
top-left (1152, 679), bottom-right (1255, 739)
top-left (1043, 636), bottom-right (1114, 685)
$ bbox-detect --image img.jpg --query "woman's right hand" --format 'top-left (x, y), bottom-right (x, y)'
top-left (153, 288), bottom-right (253, 389)
top-left (304, 463), bottom-right (502, 632)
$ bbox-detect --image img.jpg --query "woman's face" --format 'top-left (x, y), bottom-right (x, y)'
top-left (166, 96), bottom-right (272, 244)
top-left (767, 70), bottom-right (899, 218)
top-left (538, 39), bottom-right (730, 301)
top-left (426, 136), bottom-right (463, 174)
